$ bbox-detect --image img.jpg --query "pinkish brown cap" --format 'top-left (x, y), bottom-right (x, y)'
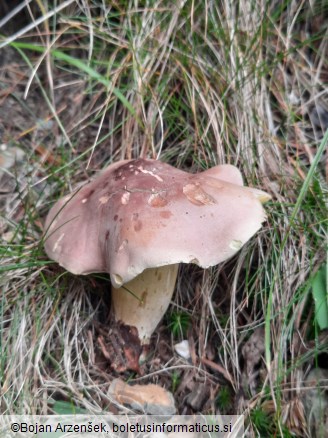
top-left (44, 158), bottom-right (270, 287)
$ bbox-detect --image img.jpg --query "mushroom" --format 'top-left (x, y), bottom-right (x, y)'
top-left (44, 158), bottom-right (270, 355)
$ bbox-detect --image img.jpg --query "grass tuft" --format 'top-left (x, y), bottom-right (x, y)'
top-left (1, 1), bottom-right (327, 434)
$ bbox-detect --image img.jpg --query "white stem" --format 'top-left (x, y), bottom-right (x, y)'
top-left (111, 264), bottom-right (179, 344)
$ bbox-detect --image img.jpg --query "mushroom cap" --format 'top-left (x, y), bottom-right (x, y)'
top-left (44, 158), bottom-right (270, 287)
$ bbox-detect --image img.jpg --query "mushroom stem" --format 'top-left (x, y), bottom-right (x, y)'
top-left (111, 264), bottom-right (179, 344)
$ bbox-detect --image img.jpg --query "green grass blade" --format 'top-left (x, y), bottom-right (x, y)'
top-left (9, 41), bottom-right (136, 118)
top-left (312, 264), bottom-right (328, 330)
top-left (265, 129), bottom-right (328, 368)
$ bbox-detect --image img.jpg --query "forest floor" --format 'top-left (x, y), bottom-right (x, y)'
top-left (1, 1), bottom-right (327, 436)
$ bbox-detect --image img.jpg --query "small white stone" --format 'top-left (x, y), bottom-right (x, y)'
top-left (174, 340), bottom-right (190, 360)
top-left (287, 91), bottom-right (300, 105)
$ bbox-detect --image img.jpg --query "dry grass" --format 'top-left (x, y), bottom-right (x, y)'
top-left (0, 0), bottom-right (327, 435)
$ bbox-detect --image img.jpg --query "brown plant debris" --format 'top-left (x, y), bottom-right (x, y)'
top-left (108, 378), bottom-right (176, 415)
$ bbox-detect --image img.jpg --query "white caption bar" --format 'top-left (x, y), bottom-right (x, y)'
top-left (0, 415), bottom-right (244, 437)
